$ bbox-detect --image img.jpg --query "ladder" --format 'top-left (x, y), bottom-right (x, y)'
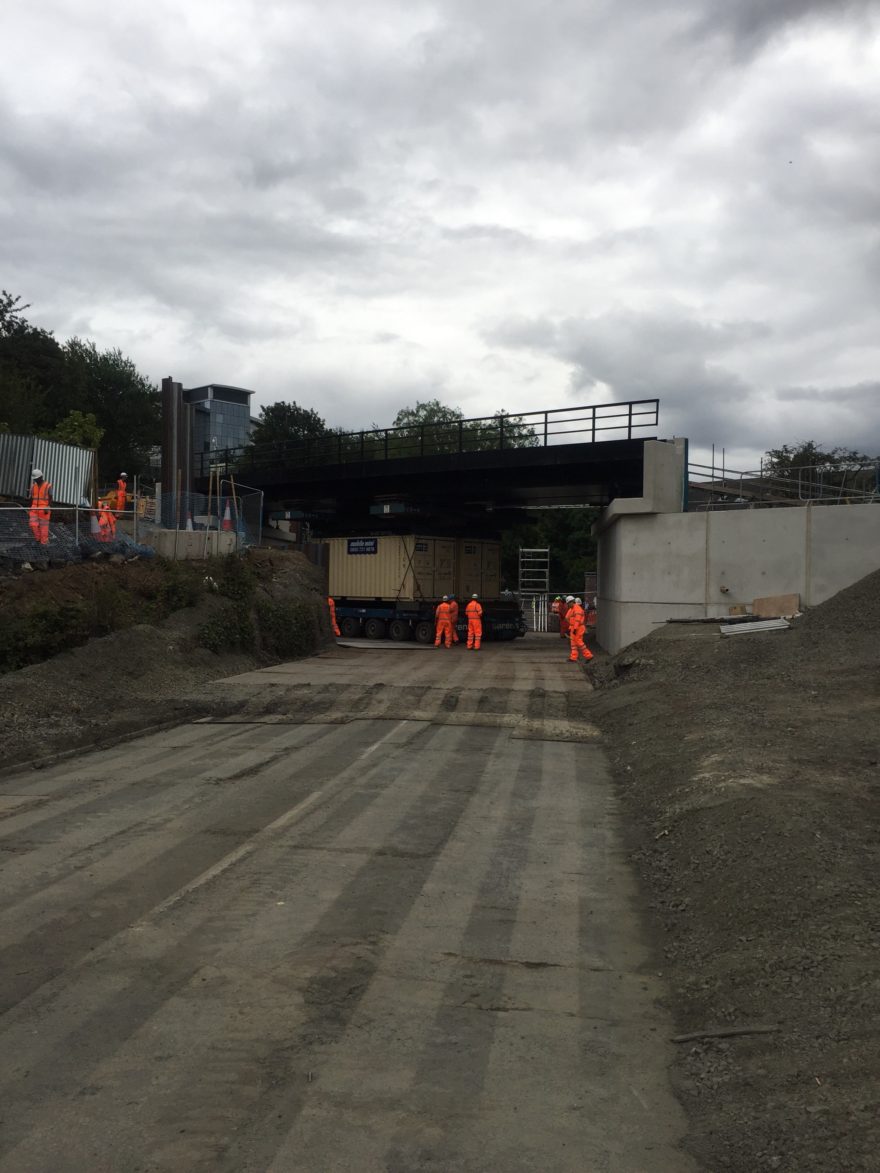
top-left (519, 548), bottom-right (550, 632)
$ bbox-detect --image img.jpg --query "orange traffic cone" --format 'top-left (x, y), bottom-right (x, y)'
top-left (222, 500), bottom-right (233, 532)
top-left (186, 513), bottom-right (194, 531)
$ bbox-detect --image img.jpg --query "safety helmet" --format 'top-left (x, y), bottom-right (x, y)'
top-left (442, 595), bottom-right (448, 600)
top-left (566, 595), bottom-right (574, 602)
top-left (554, 595), bottom-right (561, 600)
top-left (32, 468), bottom-right (43, 479)
top-left (120, 472), bottom-right (128, 478)
top-left (575, 598), bottom-right (583, 605)
top-left (472, 593), bottom-right (479, 599)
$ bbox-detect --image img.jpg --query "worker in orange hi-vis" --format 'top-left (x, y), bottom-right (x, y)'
top-left (559, 594), bottom-right (574, 640)
top-left (28, 469), bottom-right (52, 545)
top-left (115, 473), bottom-right (128, 516)
top-left (327, 596), bottom-right (341, 636)
top-left (98, 499), bottom-right (117, 543)
top-left (434, 595), bottom-right (454, 648)
top-left (567, 597), bottom-right (594, 663)
top-left (448, 594), bottom-right (460, 643)
top-left (465, 593), bottom-right (483, 650)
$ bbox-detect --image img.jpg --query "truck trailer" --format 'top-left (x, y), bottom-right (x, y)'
top-left (326, 534), bottom-right (526, 642)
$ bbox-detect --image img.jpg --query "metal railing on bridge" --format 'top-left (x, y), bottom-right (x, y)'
top-left (688, 459), bottom-right (880, 510)
top-left (197, 400), bottom-right (659, 479)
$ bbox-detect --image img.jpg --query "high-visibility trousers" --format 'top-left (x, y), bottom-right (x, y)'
top-left (568, 624), bottom-right (593, 662)
top-left (449, 611), bottom-right (460, 641)
top-left (467, 619), bottom-right (482, 649)
top-left (328, 599), bottom-right (341, 636)
top-left (29, 512), bottom-right (49, 545)
top-left (435, 619), bottom-right (453, 647)
top-left (115, 492), bottom-right (126, 515)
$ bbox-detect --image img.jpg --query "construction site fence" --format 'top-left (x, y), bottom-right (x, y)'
top-left (0, 486), bottom-right (263, 568)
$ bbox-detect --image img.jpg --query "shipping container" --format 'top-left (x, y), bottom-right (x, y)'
top-left (326, 533), bottom-right (525, 643)
top-left (327, 535), bottom-right (454, 600)
top-left (455, 538), bottom-right (501, 599)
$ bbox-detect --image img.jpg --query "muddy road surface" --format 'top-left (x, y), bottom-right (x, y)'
top-left (0, 638), bottom-right (695, 1172)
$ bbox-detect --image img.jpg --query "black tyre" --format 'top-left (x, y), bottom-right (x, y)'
top-left (388, 618), bottom-right (411, 642)
top-left (364, 617), bottom-right (387, 640)
top-left (340, 616), bottom-right (361, 638)
top-left (414, 620), bottom-right (434, 644)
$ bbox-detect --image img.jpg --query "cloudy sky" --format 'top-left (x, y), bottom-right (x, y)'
top-left (3, 0), bottom-right (879, 468)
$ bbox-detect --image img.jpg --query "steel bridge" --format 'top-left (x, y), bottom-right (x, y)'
top-left (196, 400), bottom-right (660, 526)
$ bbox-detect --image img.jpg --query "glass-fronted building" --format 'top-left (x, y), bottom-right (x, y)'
top-left (183, 383), bottom-right (256, 461)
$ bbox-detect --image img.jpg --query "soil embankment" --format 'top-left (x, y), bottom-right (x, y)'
top-left (587, 570), bottom-right (880, 1172)
top-left (0, 549), bottom-right (330, 769)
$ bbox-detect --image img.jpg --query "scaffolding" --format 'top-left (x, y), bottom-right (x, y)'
top-left (519, 547), bottom-right (550, 632)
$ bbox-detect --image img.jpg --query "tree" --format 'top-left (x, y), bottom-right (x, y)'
top-left (390, 399), bottom-right (538, 455)
top-left (62, 338), bottom-right (160, 477)
top-left (47, 410), bottom-right (105, 450)
top-left (500, 508), bottom-right (599, 592)
top-left (250, 401), bottom-right (328, 448)
top-left (763, 441), bottom-right (874, 477)
top-left (0, 291), bottom-right (68, 435)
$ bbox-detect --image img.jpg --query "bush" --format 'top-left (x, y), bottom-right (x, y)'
top-left (255, 598), bottom-right (321, 659)
top-left (197, 601), bottom-right (256, 654)
top-left (0, 601), bottom-right (92, 673)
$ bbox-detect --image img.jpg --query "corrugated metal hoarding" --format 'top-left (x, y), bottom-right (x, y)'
top-left (0, 434), bottom-right (95, 505)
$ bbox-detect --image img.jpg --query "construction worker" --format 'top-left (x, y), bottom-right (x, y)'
top-left (28, 469), bottom-right (52, 545)
top-left (448, 594), bottom-right (460, 643)
top-left (115, 473), bottom-right (128, 516)
top-left (550, 594), bottom-right (563, 634)
top-left (567, 597), bottom-right (594, 663)
top-left (434, 595), bottom-right (454, 648)
top-left (560, 595), bottom-right (574, 640)
top-left (327, 596), bottom-right (341, 636)
top-left (97, 499), bottom-right (117, 543)
top-left (465, 593), bottom-right (483, 650)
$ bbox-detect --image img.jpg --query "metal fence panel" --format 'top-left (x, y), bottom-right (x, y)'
top-left (0, 434), bottom-right (95, 505)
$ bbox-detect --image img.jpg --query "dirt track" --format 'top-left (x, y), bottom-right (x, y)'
top-left (0, 640), bottom-right (694, 1172)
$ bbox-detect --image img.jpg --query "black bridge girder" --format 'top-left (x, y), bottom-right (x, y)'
top-left (203, 438), bottom-right (650, 517)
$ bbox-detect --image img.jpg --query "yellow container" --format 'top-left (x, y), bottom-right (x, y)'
top-left (455, 539), bottom-right (501, 599)
top-left (327, 535), bottom-right (446, 600)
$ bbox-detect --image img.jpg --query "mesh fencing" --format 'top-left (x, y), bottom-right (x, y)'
top-left (0, 486), bottom-right (262, 569)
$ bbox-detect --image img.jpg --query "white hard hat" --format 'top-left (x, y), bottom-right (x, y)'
top-left (472, 593), bottom-right (479, 598)
top-left (566, 595), bottom-right (574, 602)
top-left (32, 468), bottom-right (43, 479)
top-left (120, 471), bottom-right (128, 477)
top-left (442, 595), bottom-right (449, 600)
top-left (576, 598), bottom-right (583, 605)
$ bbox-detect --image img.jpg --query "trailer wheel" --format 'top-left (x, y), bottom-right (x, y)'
top-left (364, 618), bottom-right (387, 640)
top-left (388, 619), bottom-right (411, 642)
top-left (340, 616), bottom-right (361, 638)
top-left (414, 620), bottom-right (434, 644)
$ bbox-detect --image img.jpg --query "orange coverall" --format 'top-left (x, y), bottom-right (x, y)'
top-left (327, 596), bottom-right (341, 636)
top-left (115, 478), bottom-right (127, 515)
top-left (566, 603), bottom-right (593, 662)
top-left (465, 599), bottom-right (483, 650)
top-left (434, 601), bottom-right (453, 647)
top-left (448, 597), bottom-right (460, 643)
top-left (29, 480), bottom-right (51, 545)
top-left (98, 503), bottom-right (117, 543)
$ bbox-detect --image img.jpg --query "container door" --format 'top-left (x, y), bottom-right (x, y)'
top-left (456, 540), bottom-right (481, 598)
top-left (481, 541), bottom-right (501, 599)
top-left (434, 540), bottom-right (455, 598)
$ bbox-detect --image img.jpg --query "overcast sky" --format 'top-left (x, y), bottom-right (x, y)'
top-left (3, 0), bottom-right (879, 468)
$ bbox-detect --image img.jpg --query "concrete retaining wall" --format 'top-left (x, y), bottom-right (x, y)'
top-left (140, 529), bottom-right (238, 559)
top-left (597, 504), bottom-right (880, 653)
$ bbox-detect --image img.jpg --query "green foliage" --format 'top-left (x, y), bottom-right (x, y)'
top-left (0, 292), bottom-right (158, 476)
top-left (0, 602), bottom-right (92, 673)
top-left (216, 554), bottom-right (256, 604)
top-left (255, 598), bottom-right (321, 659)
top-left (47, 410), bottom-right (105, 449)
top-left (389, 399), bottom-right (538, 456)
top-left (197, 602), bottom-right (256, 654)
top-left (500, 507), bottom-right (599, 592)
top-left (763, 441), bottom-right (875, 477)
top-left (250, 401), bottom-right (328, 448)
top-left (62, 338), bottom-right (160, 477)
top-left (152, 561), bottom-right (204, 617)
